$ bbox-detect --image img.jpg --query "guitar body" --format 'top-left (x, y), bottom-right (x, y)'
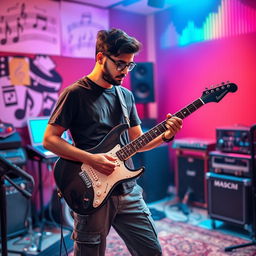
top-left (54, 124), bottom-right (144, 215)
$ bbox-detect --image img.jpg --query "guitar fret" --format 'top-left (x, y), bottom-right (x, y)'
top-left (131, 141), bottom-right (139, 150)
top-left (144, 133), bottom-right (151, 142)
top-left (124, 145), bottom-right (135, 155)
top-left (174, 99), bottom-right (204, 120)
top-left (127, 144), bottom-right (135, 152)
top-left (188, 104), bottom-right (197, 112)
top-left (194, 99), bottom-right (203, 108)
top-left (175, 112), bottom-right (184, 119)
top-left (137, 136), bottom-right (146, 146)
top-left (148, 130), bottom-right (155, 139)
top-left (119, 149), bottom-right (129, 160)
top-left (181, 107), bottom-right (190, 117)
top-left (159, 122), bottom-right (167, 132)
top-left (179, 111), bottom-right (186, 117)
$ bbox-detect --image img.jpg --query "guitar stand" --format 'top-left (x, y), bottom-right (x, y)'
top-left (224, 124), bottom-right (256, 252)
top-left (169, 187), bottom-right (193, 217)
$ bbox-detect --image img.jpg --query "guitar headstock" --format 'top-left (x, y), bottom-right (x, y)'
top-left (201, 82), bottom-right (238, 104)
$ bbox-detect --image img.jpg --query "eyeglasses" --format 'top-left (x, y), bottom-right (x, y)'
top-left (106, 55), bottom-right (136, 72)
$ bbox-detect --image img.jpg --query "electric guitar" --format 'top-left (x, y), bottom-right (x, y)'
top-left (54, 82), bottom-right (238, 215)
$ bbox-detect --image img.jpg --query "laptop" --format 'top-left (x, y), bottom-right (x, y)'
top-left (27, 116), bottom-right (72, 159)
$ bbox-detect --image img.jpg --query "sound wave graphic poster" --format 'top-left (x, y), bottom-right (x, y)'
top-left (161, 0), bottom-right (256, 48)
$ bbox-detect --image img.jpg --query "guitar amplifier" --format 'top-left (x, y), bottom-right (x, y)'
top-left (0, 178), bottom-right (31, 238)
top-left (216, 126), bottom-right (252, 154)
top-left (209, 151), bottom-right (251, 178)
top-left (174, 148), bottom-right (213, 208)
top-left (173, 138), bottom-right (215, 208)
top-left (207, 173), bottom-right (252, 226)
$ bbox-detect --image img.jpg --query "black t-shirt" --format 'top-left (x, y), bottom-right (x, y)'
top-left (49, 77), bottom-right (141, 193)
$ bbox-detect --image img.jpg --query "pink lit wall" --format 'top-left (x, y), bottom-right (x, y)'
top-left (154, 1), bottom-right (256, 140)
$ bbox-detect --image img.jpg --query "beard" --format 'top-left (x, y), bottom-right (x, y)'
top-left (102, 62), bottom-right (125, 86)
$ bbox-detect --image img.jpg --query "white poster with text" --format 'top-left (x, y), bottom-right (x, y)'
top-left (0, 0), bottom-right (61, 55)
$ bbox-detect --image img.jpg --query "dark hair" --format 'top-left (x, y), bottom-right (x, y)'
top-left (95, 28), bottom-right (141, 57)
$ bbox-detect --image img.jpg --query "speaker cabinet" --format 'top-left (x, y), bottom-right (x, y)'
top-left (131, 62), bottom-right (155, 103)
top-left (133, 144), bottom-right (170, 202)
top-left (0, 178), bottom-right (31, 238)
top-left (207, 173), bottom-right (252, 226)
top-left (175, 149), bottom-right (209, 208)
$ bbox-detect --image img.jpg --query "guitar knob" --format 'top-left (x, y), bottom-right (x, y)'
top-left (96, 181), bottom-right (101, 187)
top-left (95, 200), bottom-right (99, 205)
top-left (96, 191), bottom-right (101, 196)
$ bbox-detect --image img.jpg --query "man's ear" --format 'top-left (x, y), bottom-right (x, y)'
top-left (96, 52), bottom-right (104, 64)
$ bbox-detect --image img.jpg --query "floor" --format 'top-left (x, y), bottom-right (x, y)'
top-left (4, 195), bottom-right (254, 255)
top-left (148, 196), bottom-right (253, 241)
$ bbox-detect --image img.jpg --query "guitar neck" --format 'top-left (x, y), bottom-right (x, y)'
top-left (117, 98), bottom-right (205, 161)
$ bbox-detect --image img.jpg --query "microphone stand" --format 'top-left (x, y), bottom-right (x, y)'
top-left (0, 155), bottom-right (34, 256)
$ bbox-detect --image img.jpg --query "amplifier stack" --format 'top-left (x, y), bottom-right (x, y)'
top-left (207, 125), bottom-right (254, 228)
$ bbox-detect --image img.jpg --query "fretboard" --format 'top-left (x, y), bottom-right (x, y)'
top-left (116, 98), bottom-right (204, 161)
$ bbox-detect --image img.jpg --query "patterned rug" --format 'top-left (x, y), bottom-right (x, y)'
top-left (105, 218), bottom-right (256, 256)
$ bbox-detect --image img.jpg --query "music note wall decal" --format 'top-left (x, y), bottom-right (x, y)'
top-left (33, 14), bottom-right (47, 31)
top-left (1, 20), bottom-right (12, 45)
top-left (42, 95), bottom-right (56, 116)
top-left (13, 17), bottom-right (24, 43)
top-left (15, 90), bottom-right (34, 119)
top-left (20, 3), bottom-right (27, 20)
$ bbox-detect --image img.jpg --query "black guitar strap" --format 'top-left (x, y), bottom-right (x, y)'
top-left (116, 86), bottom-right (130, 127)
top-left (116, 86), bottom-right (136, 171)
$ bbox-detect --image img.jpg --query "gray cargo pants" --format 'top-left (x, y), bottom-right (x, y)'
top-left (71, 185), bottom-right (162, 256)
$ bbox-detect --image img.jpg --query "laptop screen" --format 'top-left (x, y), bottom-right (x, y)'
top-left (27, 117), bottom-right (49, 146)
top-left (27, 117), bottom-right (71, 146)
